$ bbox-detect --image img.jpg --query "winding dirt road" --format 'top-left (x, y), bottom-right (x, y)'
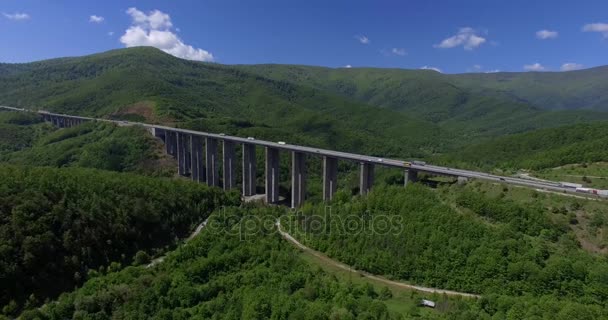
top-left (275, 219), bottom-right (480, 299)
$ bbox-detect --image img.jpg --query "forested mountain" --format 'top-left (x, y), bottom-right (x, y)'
top-left (283, 184), bottom-right (608, 318)
top-left (241, 63), bottom-right (608, 136)
top-left (0, 165), bottom-right (238, 315)
top-left (0, 111), bottom-right (174, 176)
top-left (0, 48), bottom-right (445, 159)
top-left (3, 47), bottom-right (608, 158)
top-left (449, 66), bottom-right (608, 111)
top-left (242, 64), bottom-right (608, 112)
top-left (436, 121), bottom-right (608, 171)
top-left (17, 206), bottom-right (492, 320)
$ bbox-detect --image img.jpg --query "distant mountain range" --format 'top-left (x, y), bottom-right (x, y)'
top-left (1, 47), bottom-right (607, 158)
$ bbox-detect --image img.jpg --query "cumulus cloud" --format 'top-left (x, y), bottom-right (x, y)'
top-left (561, 63), bottom-right (584, 71)
top-left (523, 63), bottom-right (545, 71)
top-left (89, 15), bottom-right (104, 23)
top-left (2, 12), bottom-right (30, 21)
top-left (582, 23), bottom-right (608, 37)
top-left (120, 7), bottom-right (214, 62)
top-left (355, 35), bottom-right (370, 44)
top-left (467, 64), bottom-right (500, 73)
top-left (343, 64), bottom-right (352, 68)
top-left (391, 48), bottom-right (406, 56)
top-left (108, 31), bottom-right (115, 36)
top-left (434, 27), bottom-right (486, 50)
top-left (536, 29), bottom-right (558, 39)
top-left (420, 66), bottom-right (442, 73)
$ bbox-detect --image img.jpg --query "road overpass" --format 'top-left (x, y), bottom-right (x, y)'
top-left (1, 105), bottom-right (604, 205)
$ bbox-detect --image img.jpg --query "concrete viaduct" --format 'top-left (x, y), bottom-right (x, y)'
top-left (2, 106), bottom-right (599, 205)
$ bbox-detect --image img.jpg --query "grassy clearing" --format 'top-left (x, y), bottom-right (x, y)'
top-left (534, 162), bottom-right (608, 189)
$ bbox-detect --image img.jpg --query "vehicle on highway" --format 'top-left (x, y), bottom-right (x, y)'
top-left (499, 178), bottom-right (505, 181)
top-left (247, 137), bottom-right (255, 140)
top-left (219, 133), bottom-right (226, 136)
top-left (559, 181), bottom-right (583, 188)
top-left (403, 161), bottom-right (412, 167)
top-left (412, 160), bottom-right (426, 166)
top-left (376, 158), bottom-right (383, 162)
top-left (277, 141), bottom-right (286, 145)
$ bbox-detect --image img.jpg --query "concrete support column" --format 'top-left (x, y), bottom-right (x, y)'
top-left (165, 131), bottom-right (177, 157)
top-left (65, 118), bottom-right (71, 127)
top-left (58, 117), bottom-right (64, 128)
top-left (405, 169), bottom-right (418, 186)
top-left (185, 136), bottom-right (192, 176)
top-left (177, 132), bottom-right (188, 176)
top-left (223, 140), bottom-right (236, 190)
top-left (323, 156), bottom-right (338, 202)
top-left (242, 144), bottom-right (256, 196)
top-left (190, 135), bottom-right (205, 182)
top-left (291, 152), bottom-right (307, 208)
top-left (206, 138), bottom-right (219, 187)
top-left (154, 128), bottom-right (166, 142)
top-left (359, 162), bottom-right (374, 195)
top-left (265, 147), bottom-right (280, 203)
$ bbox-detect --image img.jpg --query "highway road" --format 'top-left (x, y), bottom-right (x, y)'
top-left (1, 105), bottom-right (605, 198)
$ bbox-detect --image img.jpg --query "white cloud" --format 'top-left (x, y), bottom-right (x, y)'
top-left (343, 64), bottom-right (352, 68)
top-left (89, 15), bottom-right (104, 23)
top-left (561, 62), bottom-right (584, 71)
top-left (420, 66), bottom-right (442, 73)
top-left (391, 48), bottom-right (406, 56)
top-left (523, 63), bottom-right (545, 71)
top-left (108, 31), bottom-right (115, 36)
top-left (582, 23), bottom-right (608, 37)
top-left (2, 12), bottom-right (30, 21)
top-left (120, 7), bottom-right (214, 62)
top-left (434, 27), bottom-right (486, 50)
top-left (536, 29), bottom-right (558, 39)
top-left (355, 35), bottom-right (370, 44)
top-left (468, 64), bottom-right (500, 73)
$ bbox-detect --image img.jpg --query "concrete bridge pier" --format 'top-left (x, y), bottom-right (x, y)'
top-left (177, 132), bottom-right (189, 176)
top-left (165, 131), bottom-right (177, 158)
top-left (190, 135), bottom-right (205, 182)
top-left (223, 140), bottom-right (236, 190)
top-left (291, 152), bottom-right (307, 208)
top-left (205, 138), bottom-right (219, 187)
top-left (323, 156), bottom-right (338, 201)
top-left (405, 169), bottom-right (418, 186)
top-left (359, 162), bottom-right (374, 195)
top-left (265, 147), bottom-right (280, 203)
top-left (153, 128), bottom-right (166, 142)
top-left (242, 144), bottom-right (256, 196)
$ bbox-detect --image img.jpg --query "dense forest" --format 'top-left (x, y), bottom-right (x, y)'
top-left (16, 206), bottom-right (408, 320)
top-left (0, 165), bottom-right (239, 316)
top-left (436, 121), bottom-right (608, 171)
top-left (283, 184), bottom-right (608, 318)
top-left (0, 111), bottom-right (175, 176)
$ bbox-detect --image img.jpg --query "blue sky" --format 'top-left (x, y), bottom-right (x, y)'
top-left (1, 0), bottom-right (607, 73)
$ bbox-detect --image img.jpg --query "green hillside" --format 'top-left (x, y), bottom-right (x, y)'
top-left (0, 165), bottom-right (238, 313)
top-left (436, 121), bottom-right (608, 171)
top-left (3, 47), bottom-right (608, 157)
top-left (241, 64), bottom-right (608, 136)
top-left (0, 111), bottom-right (174, 176)
top-left (282, 184), bottom-right (608, 318)
top-left (0, 47), bottom-right (444, 158)
top-left (450, 66), bottom-right (608, 111)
